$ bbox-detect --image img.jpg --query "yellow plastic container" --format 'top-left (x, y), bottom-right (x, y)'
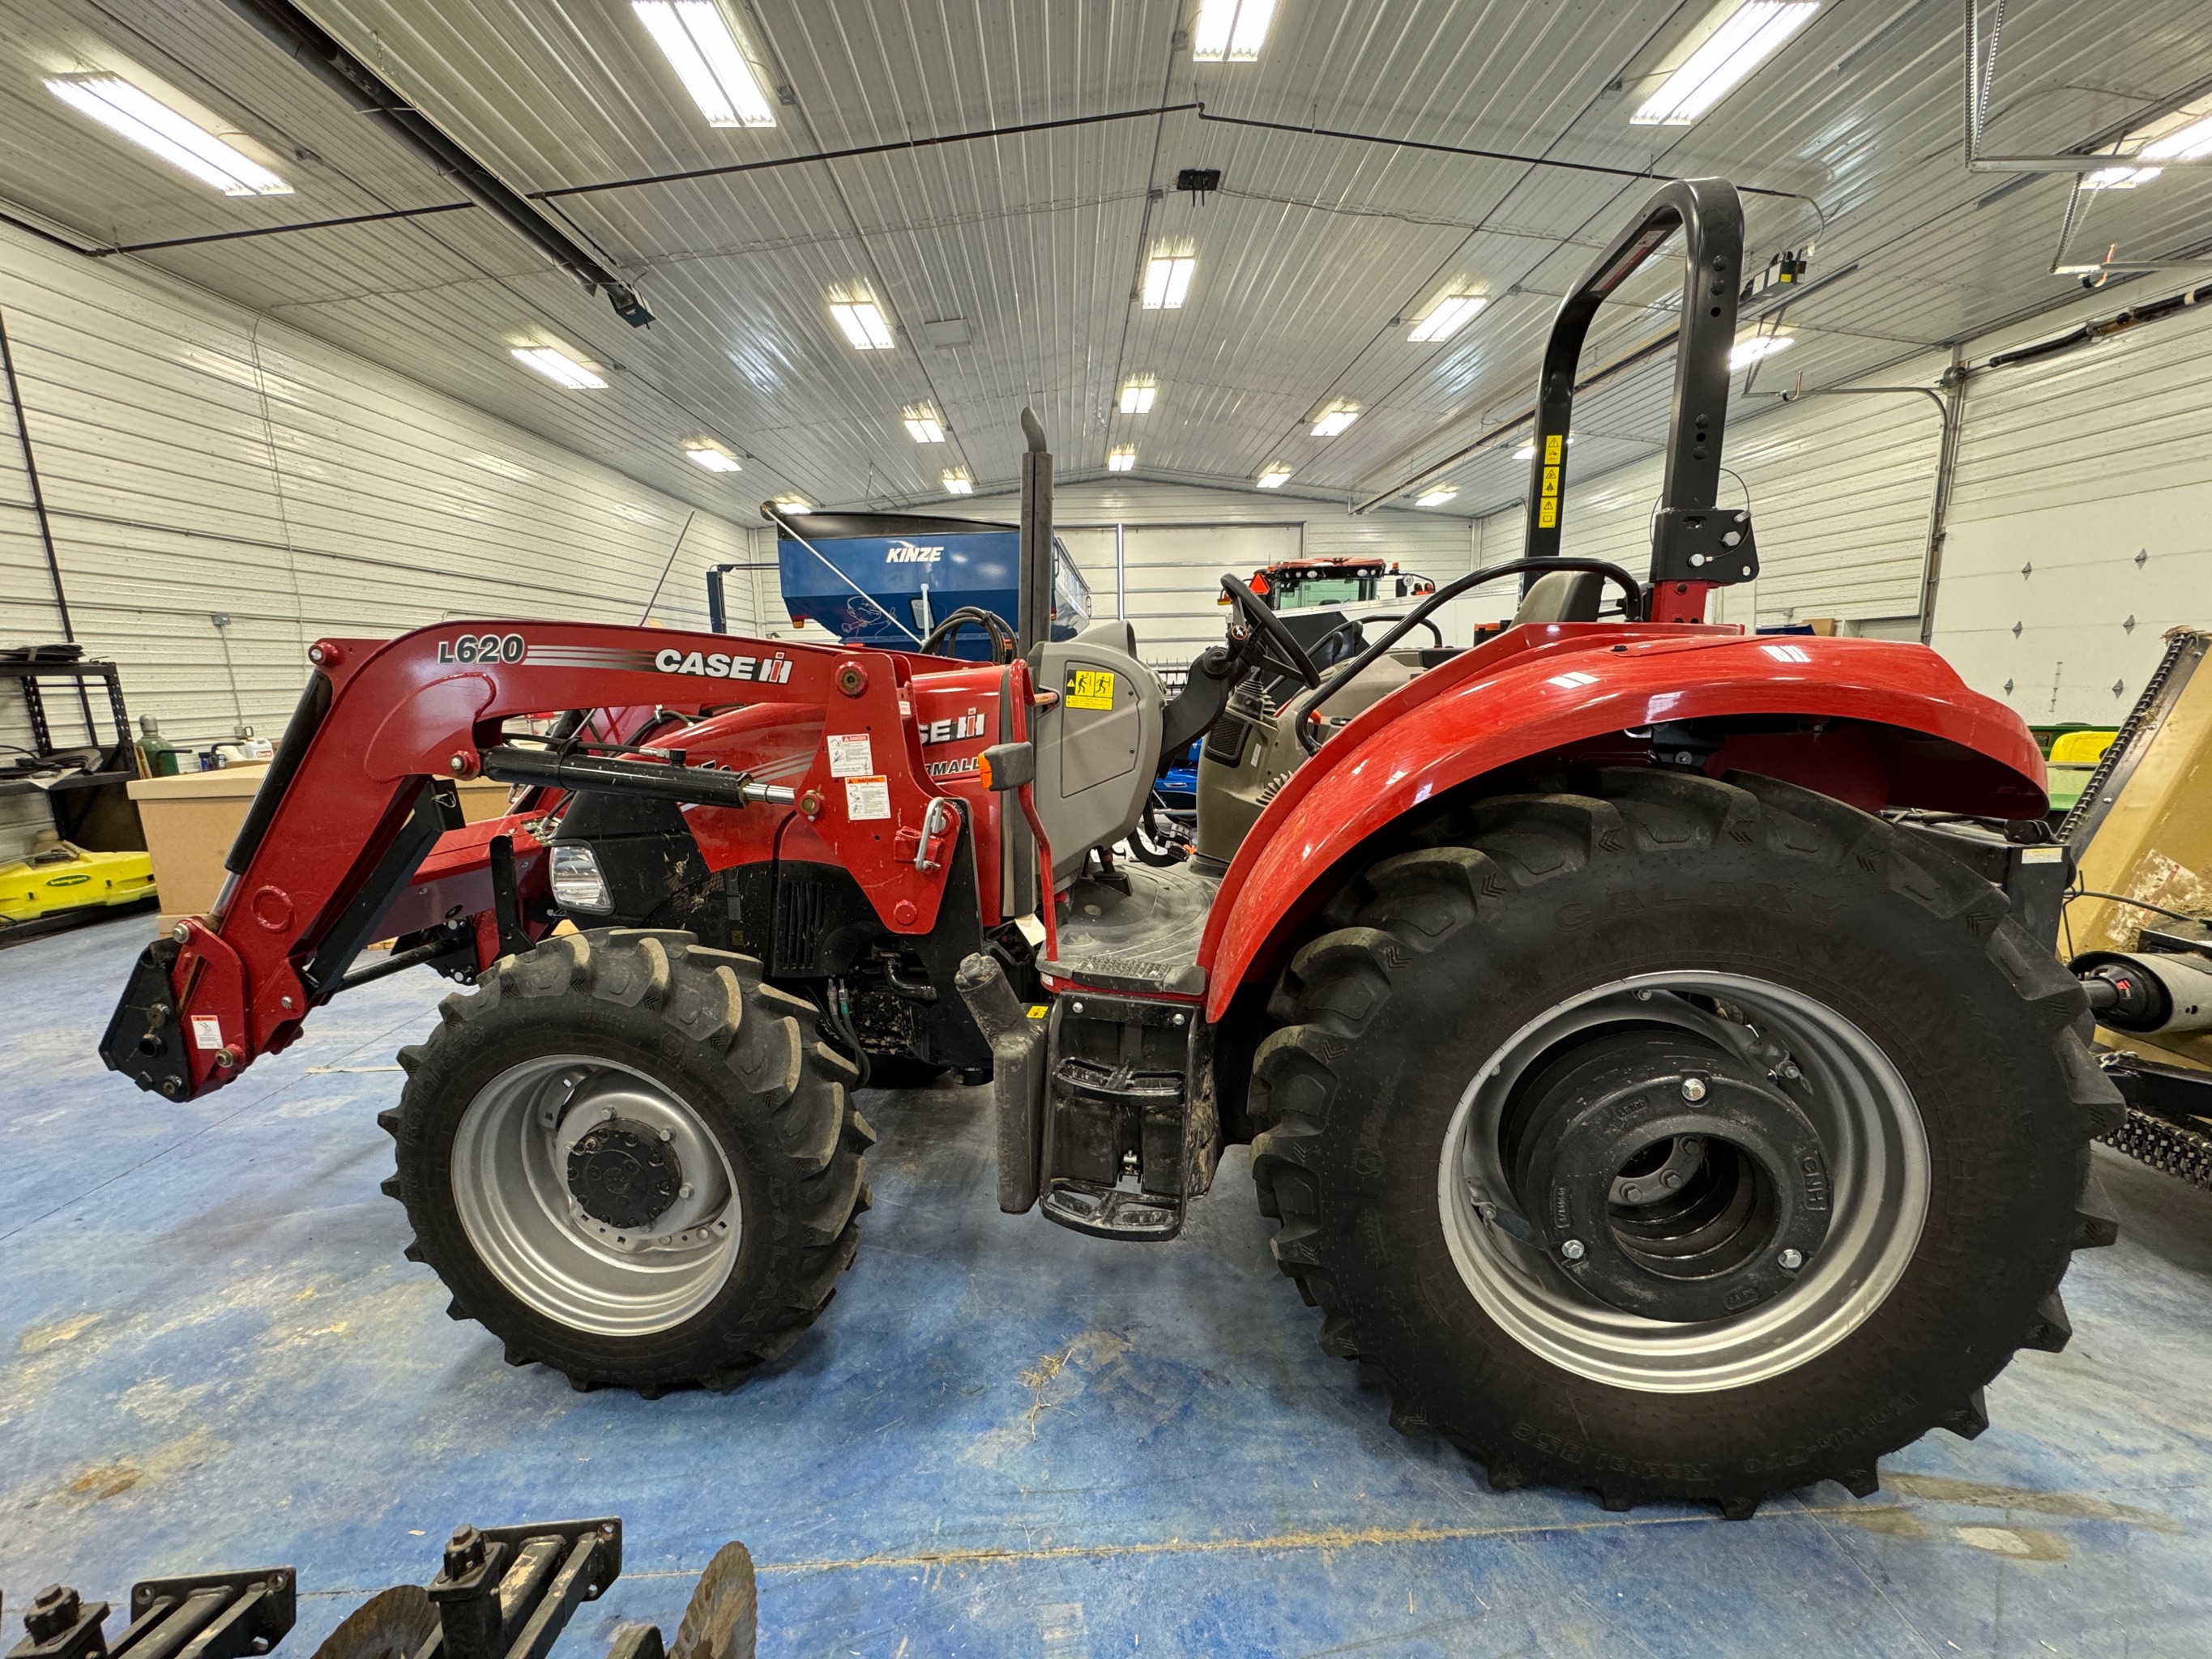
top-left (0, 843), bottom-right (158, 930)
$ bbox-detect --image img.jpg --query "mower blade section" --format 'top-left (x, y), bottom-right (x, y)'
top-left (308, 1587), bottom-right (437, 1659)
top-left (669, 1543), bottom-right (758, 1659)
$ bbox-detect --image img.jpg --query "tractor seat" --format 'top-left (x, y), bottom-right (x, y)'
top-left (1513, 569), bottom-right (1603, 625)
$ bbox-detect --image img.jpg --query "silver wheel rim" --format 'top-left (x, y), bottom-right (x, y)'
top-left (1437, 971), bottom-right (1929, 1393)
top-left (451, 1055), bottom-right (741, 1337)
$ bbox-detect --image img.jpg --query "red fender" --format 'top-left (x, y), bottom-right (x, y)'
top-left (1198, 623), bottom-right (2046, 1021)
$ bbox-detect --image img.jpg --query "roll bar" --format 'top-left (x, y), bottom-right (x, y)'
top-left (1523, 177), bottom-right (1759, 616)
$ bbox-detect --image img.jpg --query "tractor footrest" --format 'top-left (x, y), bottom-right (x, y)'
top-left (1040, 1179), bottom-right (1183, 1241)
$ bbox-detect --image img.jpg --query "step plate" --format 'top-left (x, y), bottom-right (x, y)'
top-left (1040, 1179), bottom-right (1183, 1241)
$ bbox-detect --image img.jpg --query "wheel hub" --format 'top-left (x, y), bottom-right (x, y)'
top-left (566, 1118), bottom-right (684, 1230)
top-left (1509, 1030), bottom-right (1831, 1323)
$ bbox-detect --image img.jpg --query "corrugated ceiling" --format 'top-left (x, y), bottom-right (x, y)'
top-left (1, 0), bottom-right (2207, 523)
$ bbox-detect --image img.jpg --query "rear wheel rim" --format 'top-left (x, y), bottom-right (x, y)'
top-left (451, 1054), bottom-right (741, 1337)
top-left (1437, 971), bottom-right (1928, 1392)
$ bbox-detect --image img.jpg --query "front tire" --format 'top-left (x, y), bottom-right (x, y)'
top-left (1249, 769), bottom-right (2120, 1513)
top-left (381, 928), bottom-right (871, 1393)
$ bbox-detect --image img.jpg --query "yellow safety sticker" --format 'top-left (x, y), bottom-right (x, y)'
top-left (1065, 667), bottom-right (1117, 710)
top-left (1027, 1004), bottom-right (1048, 1019)
top-left (1544, 434), bottom-right (1564, 464)
top-left (1542, 465), bottom-right (1561, 497)
top-left (1538, 499), bottom-right (1558, 528)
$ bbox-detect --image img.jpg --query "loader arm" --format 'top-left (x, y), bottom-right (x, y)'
top-left (100, 621), bottom-right (970, 1102)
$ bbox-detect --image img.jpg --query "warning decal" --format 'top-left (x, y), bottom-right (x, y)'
top-left (844, 776), bottom-right (891, 821)
top-left (1064, 668), bottom-right (1117, 710)
top-left (827, 734), bottom-right (873, 778)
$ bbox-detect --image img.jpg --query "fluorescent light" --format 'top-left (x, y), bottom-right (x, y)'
top-left (1632, 2), bottom-right (1820, 126)
top-left (1192, 0), bottom-right (1277, 61)
top-left (829, 299), bottom-right (896, 350)
top-left (773, 496), bottom-right (812, 514)
top-left (2087, 104), bottom-right (2212, 188)
top-left (46, 76), bottom-right (290, 196)
top-left (1142, 255), bottom-right (1195, 309)
top-left (1407, 293), bottom-right (1487, 343)
top-left (1416, 488), bottom-right (1458, 507)
top-left (511, 347), bottom-right (607, 389)
top-left (632, 1), bottom-right (775, 127)
top-left (1310, 405), bottom-right (1360, 437)
top-left (685, 445), bottom-right (741, 472)
top-left (1729, 333), bottom-right (1796, 370)
top-left (1106, 446), bottom-right (1137, 471)
top-left (1121, 381), bottom-right (1157, 413)
top-left (2142, 111), bottom-right (2212, 161)
top-left (903, 414), bottom-right (946, 443)
top-left (942, 471), bottom-right (974, 495)
top-left (1255, 466), bottom-right (1292, 488)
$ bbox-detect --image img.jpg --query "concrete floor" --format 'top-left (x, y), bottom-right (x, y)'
top-left (5, 915), bottom-right (2211, 1658)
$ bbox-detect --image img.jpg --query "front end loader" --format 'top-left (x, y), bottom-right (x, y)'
top-left (101, 178), bottom-right (2120, 1516)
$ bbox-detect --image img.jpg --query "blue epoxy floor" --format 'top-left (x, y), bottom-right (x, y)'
top-left (5, 916), bottom-right (2212, 1657)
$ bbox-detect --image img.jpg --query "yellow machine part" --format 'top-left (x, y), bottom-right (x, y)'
top-left (0, 843), bottom-right (157, 928)
top-left (2070, 629), bottom-right (2212, 1073)
top-left (2048, 728), bottom-right (2116, 765)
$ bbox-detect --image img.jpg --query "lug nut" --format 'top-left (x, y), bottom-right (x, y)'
top-left (1560, 1239), bottom-right (1586, 1262)
top-left (27, 1586), bottom-right (82, 1643)
top-left (1778, 1248), bottom-right (1804, 1271)
top-left (443, 1525), bottom-right (486, 1580)
top-left (1680, 1077), bottom-right (1708, 1102)
top-left (1779, 1062), bottom-right (1802, 1081)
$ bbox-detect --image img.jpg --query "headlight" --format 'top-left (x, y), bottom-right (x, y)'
top-left (549, 844), bottom-right (612, 913)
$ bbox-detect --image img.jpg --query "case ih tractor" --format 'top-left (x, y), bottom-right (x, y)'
top-left (101, 181), bottom-right (2117, 1517)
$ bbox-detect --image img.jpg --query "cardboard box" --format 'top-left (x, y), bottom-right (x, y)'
top-left (129, 766), bottom-right (516, 932)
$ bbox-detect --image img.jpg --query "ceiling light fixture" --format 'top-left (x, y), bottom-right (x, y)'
top-left (510, 346), bottom-right (608, 389)
top-left (684, 444), bottom-right (741, 472)
top-left (829, 297), bottom-right (896, 350)
top-left (2085, 101), bottom-right (2212, 188)
top-left (46, 75), bottom-right (291, 195)
top-left (1142, 255), bottom-right (1196, 309)
top-left (631, 1), bottom-right (776, 128)
top-left (903, 411), bottom-right (946, 443)
top-left (942, 471), bottom-right (974, 495)
top-left (1254, 466), bottom-right (1292, 488)
top-left (1632, 1), bottom-right (1820, 126)
top-left (1729, 333), bottom-right (1796, 370)
top-left (1407, 292), bottom-right (1487, 343)
top-left (1192, 0), bottom-right (1277, 61)
top-left (1106, 445), bottom-right (1137, 471)
top-left (1309, 404), bottom-right (1360, 437)
top-left (1121, 380), bottom-right (1157, 413)
top-left (1416, 488), bottom-right (1458, 507)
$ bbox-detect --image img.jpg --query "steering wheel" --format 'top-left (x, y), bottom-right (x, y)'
top-left (1219, 573), bottom-right (1322, 689)
top-left (920, 606), bottom-right (1017, 663)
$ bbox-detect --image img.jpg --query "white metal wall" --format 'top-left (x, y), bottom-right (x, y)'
top-left (0, 224), bottom-right (760, 859)
top-left (1472, 356), bottom-right (1949, 633)
top-left (1932, 291), bottom-right (2212, 724)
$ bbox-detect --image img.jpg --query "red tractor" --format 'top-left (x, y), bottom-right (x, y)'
top-left (101, 181), bottom-right (2116, 1517)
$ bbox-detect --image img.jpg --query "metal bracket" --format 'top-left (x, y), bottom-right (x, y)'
top-left (1650, 508), bottom-right (1758, 586)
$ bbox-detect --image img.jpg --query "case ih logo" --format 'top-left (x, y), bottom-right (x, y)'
top-left (885, 541), bottom-right (943, 564)
top-left (653, 647), bottom-right (796, 683)
top-left (919, 710), bottom-right (985, 745)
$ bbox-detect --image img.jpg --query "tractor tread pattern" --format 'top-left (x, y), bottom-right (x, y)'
top-left (1248, 766), bottom-right (2115, 1514)
top-left (384, 928), bottom-right (866, 1397)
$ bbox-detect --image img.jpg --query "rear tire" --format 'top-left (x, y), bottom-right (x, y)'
top-left (382, 928), bottom-right (872, 1393)
top-left (1249, 768), bottom-right (2120, 1513)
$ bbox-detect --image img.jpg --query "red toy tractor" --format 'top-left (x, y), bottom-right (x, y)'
top-left (101, 180), bottom-right (2116, 1516)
